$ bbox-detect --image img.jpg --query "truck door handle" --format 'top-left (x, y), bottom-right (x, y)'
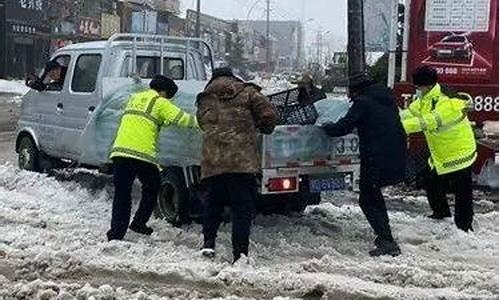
top-left (88, 106), bottom-right (95, 112)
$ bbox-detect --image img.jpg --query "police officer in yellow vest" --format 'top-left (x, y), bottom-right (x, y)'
top-left (401, 66), bottom-right (476, 232)
top-left (107, 75), bottom-right (198, 241)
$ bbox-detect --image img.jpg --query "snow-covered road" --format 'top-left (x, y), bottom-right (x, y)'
top-left (0, 165), bottom-right (497, 299)
top-left (0, 80), bottom-right (498, 299)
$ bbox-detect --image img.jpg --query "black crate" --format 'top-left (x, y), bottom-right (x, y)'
top-left (268, 88), bottom-right (319, 125)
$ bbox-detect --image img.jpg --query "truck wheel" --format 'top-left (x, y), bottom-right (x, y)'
top-left (303, 192), bottom-right (321, 206)
top-left (155, 167), bottom-right (191, 226)
top-left (17, 136), bottom-right (41, 172)
top-left (289, 197), bottom-right (308, 213)
top-left (289, 192), bottom-right (321, 213)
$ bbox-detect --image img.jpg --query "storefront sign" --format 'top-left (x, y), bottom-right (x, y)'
top-left (18, 0), bottom-right (43, 11)
top-left (79, 17), bottom-right (101, 37)
top-left (5, 0), bottom-right (49, 34)
top-left (101, 13), bottom-right (120, 38)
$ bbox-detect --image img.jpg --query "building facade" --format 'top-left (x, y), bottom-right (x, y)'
top-left (0, 0), bottom-right (181, 79)
top-left (2, 0), bottom-right (51, 78)
top-left (239, 20), bottom-right (304, 72)
top-left (185, 9), bottom-right (236, 63)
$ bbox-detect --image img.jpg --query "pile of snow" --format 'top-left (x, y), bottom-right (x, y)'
top-left (0, 79), bottom-right (30, 96)
top-left (0, 164), bottom-right (497, 299)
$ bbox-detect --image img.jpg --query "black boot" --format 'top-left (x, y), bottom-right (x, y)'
top-left (201, 239), bottom-right (216, 259)
top-left (106, 230), bottom-right (124, 241)
top-left (129, 222), bottom-right (154, 235)
top-left (369, 240), bottom-right (401, 257)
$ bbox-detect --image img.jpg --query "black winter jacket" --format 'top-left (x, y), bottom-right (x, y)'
top-left (323, 84), bottom-right (407, 187)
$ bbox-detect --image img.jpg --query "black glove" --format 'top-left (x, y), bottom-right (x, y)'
top-left (321, 122), bottom-right (336, 136)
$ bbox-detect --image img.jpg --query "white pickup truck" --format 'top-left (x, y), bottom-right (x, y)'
top-left (16, 34), bottom-right (359, 225)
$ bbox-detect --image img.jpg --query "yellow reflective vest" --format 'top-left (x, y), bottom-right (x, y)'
top-left (400, 83), bottom-right (476, 175)
top-left (109, 89), bottom-right (198, 167)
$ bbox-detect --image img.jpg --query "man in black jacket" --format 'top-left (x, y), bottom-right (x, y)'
top-left (322, 73), bottom-right (407, 257)
top-left (26, 60), bottom-right (67, 92)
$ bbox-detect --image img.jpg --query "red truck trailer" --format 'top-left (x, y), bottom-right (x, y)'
top-left (393, 0), bottom-right (499, 185)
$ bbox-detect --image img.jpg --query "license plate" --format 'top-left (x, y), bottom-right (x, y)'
top-left (310, 176), bottom-right (347, 192)
top-left (439, 49), bottom-right (452, 54)
top-left (334, 135), bottom-right (359, 156)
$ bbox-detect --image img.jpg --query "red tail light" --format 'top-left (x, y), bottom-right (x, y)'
top-left (267, 177), bottom-right (298, 192)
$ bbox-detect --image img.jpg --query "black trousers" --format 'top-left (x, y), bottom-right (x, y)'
top-left (425, 167), bottom-right (474, 231)
top-left (108, 157), bottom-right (160, 240)
top-left (202, 173), bottom-right (256, 260)
top-left (359, 181), bottom-right (394, 243)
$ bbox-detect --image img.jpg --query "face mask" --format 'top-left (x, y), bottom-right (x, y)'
top-left (415, 89), bottom-right (423, 99)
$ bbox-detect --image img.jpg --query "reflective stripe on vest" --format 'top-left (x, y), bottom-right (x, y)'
top-left (123, 110), bottom-right (162, 127)
top-left (442, 151), bottom-right (476, 169)
top-left (433, 112), bottom-right (467, 133)
top-left (187, 115), bottom-right (196, 128)
top-left (111, 147), bottom-right (158, 164)
top-left (172, 110), bottom-right (185, 125)
top-left (432, 111), bottom-right (443, 129)
top-left (417, 116), bottom-right (427, 131)
top-left (122, 96), bottom-right (162, 127)
top-left (146, 96), bottom-right (159, 114)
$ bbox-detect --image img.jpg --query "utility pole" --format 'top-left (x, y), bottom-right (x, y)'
top-left (195, 0), bottom-right (201, 38)
top-left (401, 0), bottom-right (411, 82)
top-left (387, 0), bottom-right (399, 87)
top-left (347, 0), bottom-right (366, 78)
top-left (266, 0), bottom-right (271, 73)
top-left (316, 30), bottom-right (321, 64)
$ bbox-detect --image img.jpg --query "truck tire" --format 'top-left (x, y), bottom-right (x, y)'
top-left (303, 192), bottom-right (321, 206)
top-left (155, 167), bottom-right (191, 226)
top-left (289, 196), bottom-right (308, 213)
top-left (17, 136), bottom-right (41, 172)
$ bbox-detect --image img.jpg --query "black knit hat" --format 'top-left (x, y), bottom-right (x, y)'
top-left (412, 66), bottom-right (438, 86)
top-left (349, 72), bottom-right (376, 91)
top-left (150, 74), bottom-right (178, 98)
top-left (45, 60), bottom-right (62, 72)
top-left (212, 67), bottom-right (234, 79)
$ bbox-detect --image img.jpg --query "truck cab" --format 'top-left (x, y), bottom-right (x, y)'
top-left (16, 34), bottom-right (212, 166)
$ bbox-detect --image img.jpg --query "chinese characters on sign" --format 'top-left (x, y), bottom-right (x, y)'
top-left (18, 0), bottom-right (43, 11)
top-left (425, 0), bottom-right (491, 32)
top-left (79, 18), bottom-right (101, 37)
top-left (11, 24), bottom-right (37, 34)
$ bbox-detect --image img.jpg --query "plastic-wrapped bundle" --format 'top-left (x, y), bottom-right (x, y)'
top-left (79, 80), bottom-right (147, 166)
top-left (314, 96), bottom-right (351, 126)
top-left (158, 81), bottom-right (206, 166)
top-left (79, 78), bottom-right (206, 167)
top-left (261, 125), bottom-right (334, 168)
top-left (80, 81), bottom-right (354, 169)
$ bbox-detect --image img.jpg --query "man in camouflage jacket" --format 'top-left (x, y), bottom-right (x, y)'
top-left (196, 67), bottom-right (278, 263)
